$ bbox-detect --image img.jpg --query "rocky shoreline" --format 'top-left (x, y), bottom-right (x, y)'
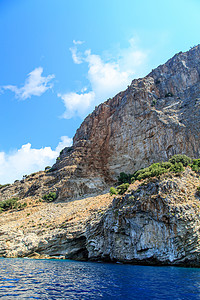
top-left (0, 167), bottom-right (200, 267)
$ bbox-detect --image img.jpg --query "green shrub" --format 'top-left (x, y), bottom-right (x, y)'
top-left (169, 154), bottom-right (192, 167)
top-left (17, 202), bottom-right (27, 210)
top-left (0, 197), bottom-right (19, 211)
top-left (160, 161), bottom-right (173, 169)
top-left (116, 154), bottom-right (190, 186)
top-left (132, 162), bottom-right (172, 181)
top-left (191, 159), bottom-right (200, 172)
top-left (42, 192), bottom-right (57, 202)
top-left (137, 171), bottom-right (152, 181)
top-left (169, 162), bottom-right (184, 173)
top-left (118, 172), bottom-right (132, 184)
top-left (110, 187), bottom-right (118, 196)
top-left (116, 183), bottom-right (129, 195)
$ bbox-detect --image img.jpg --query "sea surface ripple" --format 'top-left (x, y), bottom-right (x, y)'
top-left (0, 258), bottom-right (200, 299)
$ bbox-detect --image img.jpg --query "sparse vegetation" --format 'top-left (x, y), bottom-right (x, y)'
top-left (0, 197), bottom-right (27, 212)
top-left (191, 159), bottom-right (200, 172)
top-left (42, 192), bottom-right (57, 202)
top-left (116, 183), bottom-right (130, 195)
top-left (118, 172), bottom-right (132, 184)
top-left (110, 187), bottom-right (118, 196)
top-left (110, 183), bottom-right (130, 196)
top-left (116, 154), bottom-right (199, 187)
top-left (169, 162), bottom-right (184, 173)
top-left (169, 154), bottom-right (192, 166)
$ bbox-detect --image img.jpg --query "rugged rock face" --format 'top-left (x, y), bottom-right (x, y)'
top-left (86, 168), bottom-right (200, 266)
top-left (1, 168), bottom-right (200, 267)
top-left (71, 45), bottom-right (200, 190)
top-left (1, 45), bottom-right (200, 201)
top-left (0, 193), bottom-right (113, 260)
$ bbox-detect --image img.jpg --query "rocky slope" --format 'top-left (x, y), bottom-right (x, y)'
top-left (1, 168), bottom-right (200, 267)
top-left (1, 45), bottom-right (200, 201)
top-left (0, 192), bottom-right (113, 260)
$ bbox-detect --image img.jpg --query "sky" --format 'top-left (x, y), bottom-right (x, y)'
top-left (0, 0), bottom-right (200, 184)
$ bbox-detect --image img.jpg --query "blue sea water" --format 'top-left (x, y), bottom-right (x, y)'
top-left (0, 258), bottom-right (200, 299)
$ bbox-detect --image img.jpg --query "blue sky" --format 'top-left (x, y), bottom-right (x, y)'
top-left (0, 0), bottom-right (200, 183)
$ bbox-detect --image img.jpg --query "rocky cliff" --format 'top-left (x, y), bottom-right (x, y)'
top-left (86, 168), bottom-right (200, 266)
top-left (1, 45), bottom-right (200, 201)
top-left (1, 168), bottom-right (200, 267)
top-left (0, 45), bottom-right (200, 266)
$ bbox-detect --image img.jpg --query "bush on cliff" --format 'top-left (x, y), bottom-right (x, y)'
top-left (116, 183), bottom-right (130, 195)
top-left (131, 161), bottom-right (174, 181)
top-left (0, 197), bottom-right (18, 211)
top-left (116, 154), bottom-right (193, 185)
top-left (110, 187), bottom-right (118, 196)
top-left (169, 162), bottom-right (184, 173)
top-left (110, 183), bottom-right (130, 196)
top-left (0, 197), bottom-right (26, 212)
top-left (169, 154), bottom-right (192, 167)
top-left (42, 192), bottom-right (57, 202)
top-left (191, 159), bottom-right (200, 172)
top-left (118, 172), bottom-right (132, 184)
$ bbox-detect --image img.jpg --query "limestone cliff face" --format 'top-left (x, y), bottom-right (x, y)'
top-left (1, 45), bottom-right (200, 201)
top-left (56, 45), bottom-right (200, 199)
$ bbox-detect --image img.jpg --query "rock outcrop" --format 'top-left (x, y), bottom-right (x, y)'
top-left (86, 168), bottom-right (200, 266)
top-left (0, 193), bottom-right (113, 260)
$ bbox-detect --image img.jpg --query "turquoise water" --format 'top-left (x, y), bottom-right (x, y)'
top-left (0, 258), bottom-right (200, 299)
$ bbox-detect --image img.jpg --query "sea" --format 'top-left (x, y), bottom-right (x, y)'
top-left (0, 258), bottom-right (200, 299)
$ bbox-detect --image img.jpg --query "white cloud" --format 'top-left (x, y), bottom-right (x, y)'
top-left (0, 136), bottom-right (72, 184)
top-left (69, 47), bottom-right (83, 64)
top-left (60, 38), bottom-right (148, 119)
top-left (69, 40), bottom-right (85, 64)
top-left (85, 50), bottom-right (130, 101)
top-left (3, 67), bottom-right (55, 100)
top-left (73, 40), bottom-right (84, 45)
top-left (58, 91), bottom-right (95, 119)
